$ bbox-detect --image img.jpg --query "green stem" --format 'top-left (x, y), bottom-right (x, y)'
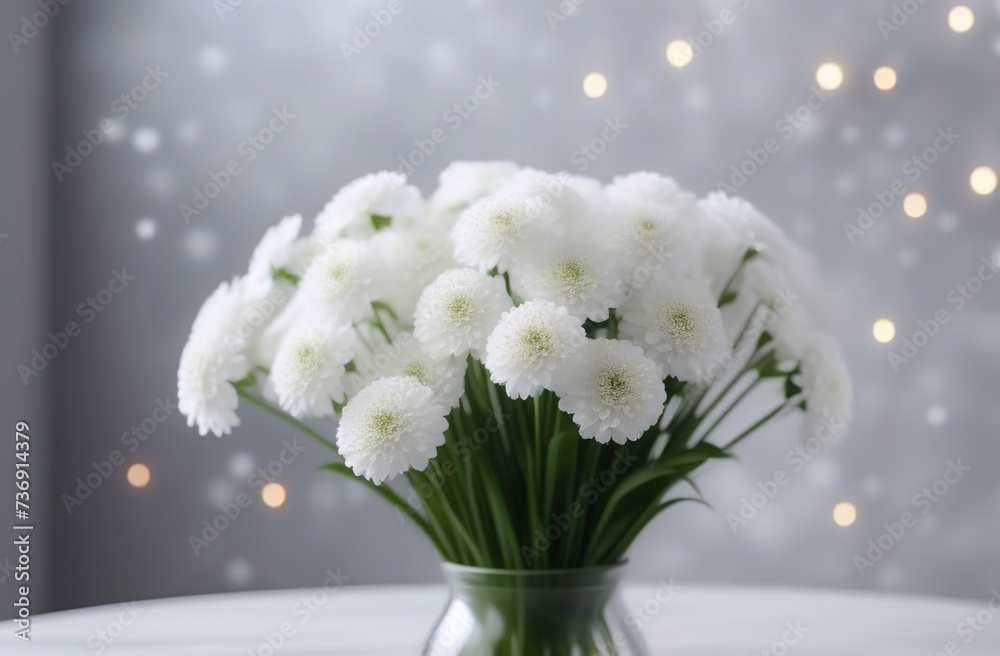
top-left (235, 387), bottom-right (338, 452)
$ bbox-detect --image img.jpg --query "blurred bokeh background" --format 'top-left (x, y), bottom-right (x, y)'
top-left (1, 0), bottom-right (998, 615)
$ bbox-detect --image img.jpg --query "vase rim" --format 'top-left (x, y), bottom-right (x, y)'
top-left (440, 560), bottom-right (628, 577)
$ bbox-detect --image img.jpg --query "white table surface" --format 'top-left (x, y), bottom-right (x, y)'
top-left (6, 584), bottom-right (1000, 654)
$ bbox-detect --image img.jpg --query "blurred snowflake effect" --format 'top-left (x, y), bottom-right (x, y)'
top-left (37, 0), bottom-right (1000, 609)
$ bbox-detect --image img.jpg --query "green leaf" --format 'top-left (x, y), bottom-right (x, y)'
top-left (319, 463), bottom-right (446, 554)
top-left (230, 372), bottom-right (257, 389)
top-left (370, 213), bottom-right (392, 231)
top-left (271, 267), bottom-right (299, 284)
top-left (543, 430), bottom-right (577, 522)
top-left (784, 365), bottom-right (803, 399)
top-left (718, 289), bottom-right (738, 307)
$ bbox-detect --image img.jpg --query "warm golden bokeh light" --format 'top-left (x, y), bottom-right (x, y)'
top-left (873, 66), bottom-right (897, 90)
top-left (948, 6), bottom-right (975, 33)
top-left (582, 72), bottom-right (607, 99)
top-left (666, 40), bottom-right (695, 68)
top-left (873, 319), bottom-right (896, 343)
top-left (903, 192), bottom-right (927, 218)
top-left (261, 482), bottom-right (286, 508)
top-left (833, 502), bottom-right (857, 527)
top-left (127, 463), bottom-right (150, 488)
top-left (815, 62), bottom-right (844, 91)
top-left (970, 166), bottom-right (997, 196)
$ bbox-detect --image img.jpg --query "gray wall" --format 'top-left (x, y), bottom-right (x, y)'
top-left (1, 0), bottom-right (998, 614)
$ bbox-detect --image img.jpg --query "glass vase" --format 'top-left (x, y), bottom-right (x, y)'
top-left (423, 562), bottom-right (648, 656)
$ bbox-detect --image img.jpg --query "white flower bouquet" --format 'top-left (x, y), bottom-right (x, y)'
top-left (178, 162), bottom-right (850, 651)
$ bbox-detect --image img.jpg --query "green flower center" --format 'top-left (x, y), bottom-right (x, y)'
top-left (445, 293), bottom-right (475, 324)
top-left (401, 360), bottom-right (431, 387)
top-left (518, 323), bottom-right (554, 360)
top-left (554, 256), bottom-right (591, 298)
top-left (656, 302), bottom-right (701, 348)
top-left (597, 362), bottom-right (638, 407)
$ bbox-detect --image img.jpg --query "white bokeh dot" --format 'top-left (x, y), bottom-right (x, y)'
top-left (840, 125), bottom-right (860, 144)
top-left (882, 124), bottom-right (906, 147)
top-left (862, 477), bottom-right (881, 498)
top-left (685, 86), bottom-right (709, 111)
top-left (199, 46), bottom-right (228, 75)
top-left (834, 173), bottom-right (857, 195)
top-left (183, 227), bottom-right (218, 261)
top-left (144, 166), bottom-right (176, 198)
top-left (132, 127), bottom-right (160, 153)
top-left (229, 452), bottom-right (255, 478)
top-left (135, 217), bottom-right (156, 240)
top-left (102, 118), bottom-right (126, 143)
top-left (926, 405), bottom-right (948, 427)
top-left (993, 36), bottom-right (1000, 56)
top-left (533, 87), bottom-right (554, 109)
top-left (204, 478), bottom-right (235, 506)
top-left (224, 559), bottom-right (254, 587)
top-left (427, 41), bottom-right (460, 74)
top-left (177, 119), bottom-right (201, 144)
top-left (896, 248), bottom-right (917, 268)
top-left (936, 213), bottom-right (957, 233)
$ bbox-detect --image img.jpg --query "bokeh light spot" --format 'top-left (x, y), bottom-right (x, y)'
top-left (873, 319), bottom-right (896, 343)
top-left (582, 72), bottom-right (607, 98)
top-left (262, 482), bottom-right (286, 508)
top-left (833, 502), bottom-right (857, 527)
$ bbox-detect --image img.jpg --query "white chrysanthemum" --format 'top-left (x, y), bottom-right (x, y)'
top-left (485, 300), bottom-right (586, 399)
top-left (178, 278), bottom-right (252, 437)
top-left (619, 277), bottom-right (728, 383)
top-left (270, 322), bottom-right (355, 417)
top-left (794, 334), bottom-right (852, 443)
top-left (699, 193), bottom-right (832, 321)
top-left (353, 332), bottom-right (467, 409)
top-left (431, 161), bottom-right (520, 211)
top-left (246, 214), bottom-right (302, 289)
top-left (371, 227), bottom-right (457, 321)
top-left (606, 177), bottom-right (702, 281)
top-left (299, 239), bottom-right (376, 323)
top-left (510, 242), bottom-right (625, 322)
top-left (451, 193), bottom-right (559, 273)
top-left (337, 376), bottom-right (449, 484)
top-left (315, 172), bottom-right (423, 239)
top-left (553, 339), bottom-right (667, 444)
top-left (414, 268), bottom-right (513, 359)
